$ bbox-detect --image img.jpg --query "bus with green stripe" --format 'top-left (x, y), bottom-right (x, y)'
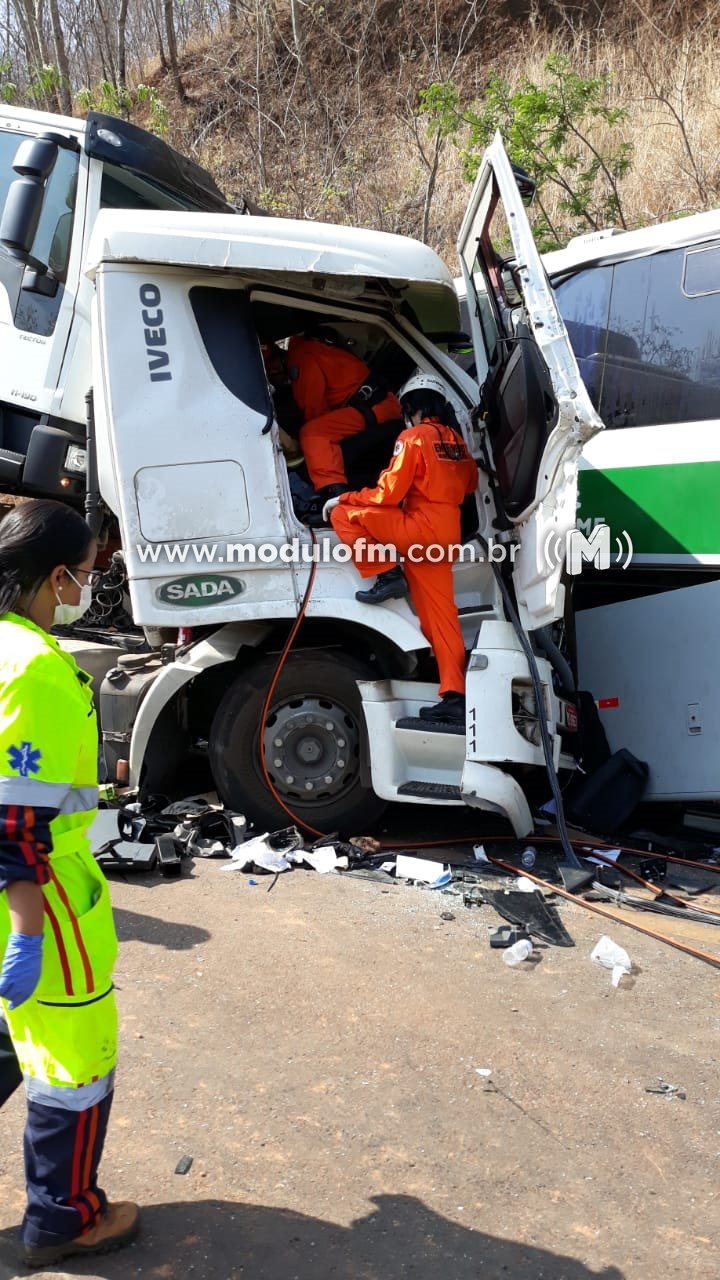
top-left (545, 213), bottom-right (720, 569)
top-left (457, 210), bottom-right (720, 569)
top-left (457, 211), bottom-right (720, 812)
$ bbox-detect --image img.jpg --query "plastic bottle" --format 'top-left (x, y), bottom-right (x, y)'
top-left (502, 938), bottom-right (534, 966)
top-left (521, 846), bottom-right (537, 870)
top-left (591, 935), bottom-right (631, 987)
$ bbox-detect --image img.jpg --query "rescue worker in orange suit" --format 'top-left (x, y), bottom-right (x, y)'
top-left (287, 328), bottom-right (403, 500)
top-left (327, 373), bottom-right (478, 725)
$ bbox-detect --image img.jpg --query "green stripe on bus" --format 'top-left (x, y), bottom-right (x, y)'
top-left (578, 461), bottom-right (720, 555)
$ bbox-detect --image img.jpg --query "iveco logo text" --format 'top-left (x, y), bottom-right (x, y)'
top-left (139, 283), bottom-right (172, 383)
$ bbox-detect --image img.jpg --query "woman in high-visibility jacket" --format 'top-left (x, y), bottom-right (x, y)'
top-left (0, 499), bottom-right (139, 1269)
top-left (329, 374), bottom-right (478, 725)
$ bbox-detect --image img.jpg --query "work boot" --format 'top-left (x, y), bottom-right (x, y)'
top-left (20, 1201), bottom-right (140, 1270)
top-left (418, 691), bottom-right (466, 725)
top-left (318, 482), bottom-right (350, 502)
top-left (355, 566), bottom-right (408, 605)
top-left (306, 482), bottom-right (351, 529)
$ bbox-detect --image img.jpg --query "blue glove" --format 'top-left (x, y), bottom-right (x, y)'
top-left (0, 932), bottom-right (43, 1010)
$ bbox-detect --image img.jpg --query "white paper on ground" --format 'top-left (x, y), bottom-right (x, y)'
top-left (303, 846), bottom-right (340, 873)
top-left (226, 833), bottom-right (270, 864)
top-left (86, 810), bottom-right (121, 852)
top-left (395, 854), bottom-right (446, 883)
top-left (473, 844), bottom-right (489, 863)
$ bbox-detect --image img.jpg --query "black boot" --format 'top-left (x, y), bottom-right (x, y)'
top-left (355, 566), bottom-right (408, 605)
top-left (319, 482), bottom-right (350, 501)
top-left (418, 691), bottom-right (466, 725)
top-left (305, 483), bottom-right (351, 529)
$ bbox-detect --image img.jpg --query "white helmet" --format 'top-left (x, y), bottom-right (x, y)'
top-left (398, 372), bottom-right (449, 403)
top-left (398, 371), bottom-right (470, 433)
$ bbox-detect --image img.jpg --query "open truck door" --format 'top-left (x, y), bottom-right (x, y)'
top-left (457, 131), bottom-right (604, 631)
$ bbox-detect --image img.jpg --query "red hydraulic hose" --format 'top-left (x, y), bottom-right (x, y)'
top-left (258, 531), bottom-right (328, 840)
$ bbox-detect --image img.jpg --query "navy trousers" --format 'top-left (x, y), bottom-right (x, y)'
top-left (0, 1014), bottom-right (112, 1246)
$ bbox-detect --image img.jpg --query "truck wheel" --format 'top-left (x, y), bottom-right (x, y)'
top-left (208, 651), bottom-right (387, 835)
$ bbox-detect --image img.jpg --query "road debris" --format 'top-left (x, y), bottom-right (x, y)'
top-left (591, 935), bottom-right (632, 987)
top-left (645, 1080), bottom-right (687, 1100)
top-left (502, 938), bottom-right (534, 967)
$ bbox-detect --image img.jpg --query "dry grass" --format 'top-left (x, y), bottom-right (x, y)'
top-left (135, 2), bottom-right (720, 265)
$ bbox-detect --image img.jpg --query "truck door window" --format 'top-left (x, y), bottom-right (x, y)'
top-left (0, 131), bottom-right (78, 285)
top-left (601, 248), bottom-right (720, 428)
top-left (189, 287), bottom-right (272, 422)
top-left (553, 265), bottom-right (612, 413)
top-left (2, 134), bottom-right (79, 336)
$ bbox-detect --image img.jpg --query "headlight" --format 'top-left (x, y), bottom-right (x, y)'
top-left (64, 445), bottom-right (87, 474)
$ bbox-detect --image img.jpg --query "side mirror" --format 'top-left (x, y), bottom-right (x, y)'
top-left (511, 163), bottom-right (536, 207)
top-left (0, 136), bottom-right (60, 266)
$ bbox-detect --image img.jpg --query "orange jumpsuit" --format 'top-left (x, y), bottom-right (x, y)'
top-left (287, 336), bottom-right (402, 489)
top-left (331, 417), bottom-right (479, 696)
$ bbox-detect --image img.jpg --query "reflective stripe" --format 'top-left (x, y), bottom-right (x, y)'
top-left (0, 779), bottom-right (96, 813)
top-left (59, 785), bottom-right (98, 816)
top-left (24, 1068), bottom-right (115, 1111)
top-left (0, 776), bottom-right (69, 808)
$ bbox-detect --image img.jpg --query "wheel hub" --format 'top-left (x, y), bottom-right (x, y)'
top-left (263, 697), bottom-right (358, 800)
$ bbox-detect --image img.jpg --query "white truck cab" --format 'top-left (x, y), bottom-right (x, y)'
top-left (81, 132), bottom-right (602, 836)
top-left (0, 105), bottom-right (251, 502)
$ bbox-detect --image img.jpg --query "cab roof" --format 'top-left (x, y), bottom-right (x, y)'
top-left (85, 209), bottom-right (462, 336)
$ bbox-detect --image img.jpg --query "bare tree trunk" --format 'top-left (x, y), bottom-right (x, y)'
top-left (91, 0), bottom-right (118, 88)
top-left (117, 0), bottom-right (129, 93)
top-left (149, 0), bottom-right (169, 71)
top-left (163, 0), bottom-right (186, 100)
top-left (289, 0), bottom-right (315, 100)
top-left (47, 0), bottom-right (72, 112)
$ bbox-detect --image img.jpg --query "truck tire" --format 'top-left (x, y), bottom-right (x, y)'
top-left (208, 650), bottom-right (387, 835)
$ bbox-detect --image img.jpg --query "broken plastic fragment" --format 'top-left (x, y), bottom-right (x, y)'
top-left (395, 854), bottom-right (446, 883)
top-left (591, 935), bottom-right (631, 986)
top-left (515, 876), bottom-right (538, 894)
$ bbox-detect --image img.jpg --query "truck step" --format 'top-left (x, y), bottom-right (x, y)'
top-left (397, 780), bottom-right (462, 800)
top-left (395, 716), bottom-right (465, 736)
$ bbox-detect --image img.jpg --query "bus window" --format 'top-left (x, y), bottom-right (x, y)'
top-left (683, 243), bottom-right (720, 298)
top-left (601, 248), bottom-right (720, 428)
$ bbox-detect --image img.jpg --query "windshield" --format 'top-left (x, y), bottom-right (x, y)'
top-left (0, 129), bottom-right (79, 283)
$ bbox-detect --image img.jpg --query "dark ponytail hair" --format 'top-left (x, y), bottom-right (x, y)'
top-left (0, 500), bottom-right (93, 616)
top-left (401, 388), bottom-right (463, 435)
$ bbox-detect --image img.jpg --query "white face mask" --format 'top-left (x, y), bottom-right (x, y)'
top-left (54, 569), bottom-right (93, 626)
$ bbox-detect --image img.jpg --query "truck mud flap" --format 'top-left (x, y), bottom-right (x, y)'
top-left (482, 887), bottom-right (575, 947)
